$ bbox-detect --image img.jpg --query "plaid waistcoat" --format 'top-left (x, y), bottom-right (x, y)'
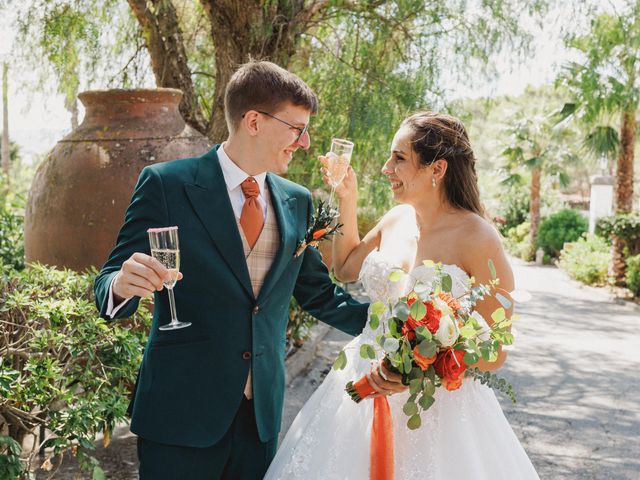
top-left (236, 186), bottom-right (280, 398)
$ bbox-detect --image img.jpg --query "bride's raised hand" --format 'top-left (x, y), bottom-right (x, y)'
top-left (319, 155), bottom-right (358, 201)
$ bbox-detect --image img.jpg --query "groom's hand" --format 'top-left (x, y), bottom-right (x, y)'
top-left (366, 361), bottom-right (407, 398)
top-left (112, 252), bottom-right (183, 302)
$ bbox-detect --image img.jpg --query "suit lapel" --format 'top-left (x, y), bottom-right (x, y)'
top-left (184, 147), bottom-right (254, 299)
top-left (258, 173), bottom-right (297, 302)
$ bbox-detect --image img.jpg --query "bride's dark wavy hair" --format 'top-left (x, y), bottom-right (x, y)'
top-left (401, 111), bottom-right (484, 216)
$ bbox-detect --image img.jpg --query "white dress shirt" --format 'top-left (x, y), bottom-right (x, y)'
top-left (106, 144), bottom-right (267, 317)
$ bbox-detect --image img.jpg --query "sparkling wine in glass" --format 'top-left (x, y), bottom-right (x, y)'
top-left (326, 138), bottom-right (354, 205)
top-left (148, 226), bottom-right (191, 331)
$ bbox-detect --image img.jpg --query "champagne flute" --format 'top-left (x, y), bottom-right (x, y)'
top-left (326, 138), bottom-right (354, 206)
top-left (147, 226), bottom-right (191, 331)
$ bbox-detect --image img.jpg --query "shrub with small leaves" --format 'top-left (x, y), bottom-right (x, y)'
top-left (626, 254), bottom-right (640, 296)
top-left (595, 213), bottom-right (640, 256)
top-left (558, 235), bottom-right (610, 285)
top-left (536, 209), bottom-right (587, 258)
top-left (0, 262), bottom-right (151, 477)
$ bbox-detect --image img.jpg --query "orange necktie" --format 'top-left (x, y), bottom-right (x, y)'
top-left (240, 177), bottom-right (264, 249)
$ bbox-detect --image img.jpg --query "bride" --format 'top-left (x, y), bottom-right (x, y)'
top-left (264, 111), bottom-right (539, 479)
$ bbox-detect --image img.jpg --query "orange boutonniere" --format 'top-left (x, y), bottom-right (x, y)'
top-left (295, 200), bottom-right (343, 257)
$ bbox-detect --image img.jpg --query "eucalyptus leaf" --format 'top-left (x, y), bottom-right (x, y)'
top-left (403, 401), bottom-right (419, 416)
top-left (407, 414), bottom-right (422, 430)
top-left (360, 344), bottom-right (376, 360)
top-left (415, 326), bottom-right (432, 340)
top-left (93, 466), bottom-right (107, 480)
top-left (418, 394), bottom-right (435, 410)
top-left (382, 337), bottom-right (400, 353)
top-left (408, 367), bottom-right (424, 381)
top-left (418, 339), bottom-right (437, 358)
top-left (458, 324), bottom-right (476, 339)
top-left (464, 351), bottom-right (479, 365)
top-left (423, 379), bottom-right (436, 396)
top-left (491, 307), bottom-right (506, 323)
top-left (441, 274), bottom-right (452, 292)
top-left (495, 292), bottom-right (512, 309)
top-left (488, 259), bottom-right (497, 279)
top-left (333, 350), bottom-right (347, 370)
top-left (371, 301), bottom-right (387, 317)
top-left (409, 300), bottom-right (427, 321)
top-left (369, 314), bottom-right (380, 331)
top-left (393, 303), bottom-right (410, 321)
top-left (389, 270), bottom-right (404, 282)
top-left (409, 378), bottom-right (423, 395)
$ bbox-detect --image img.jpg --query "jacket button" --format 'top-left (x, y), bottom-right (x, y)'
top-left (242, 351), bottom-right (252, 360)
top-left (252, 305), bottom-right (260, 315)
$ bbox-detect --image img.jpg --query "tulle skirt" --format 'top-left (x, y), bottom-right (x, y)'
top-left (264, 335), bottom-right (539, 480)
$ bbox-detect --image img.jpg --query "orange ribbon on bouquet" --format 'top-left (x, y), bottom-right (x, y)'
top-left (351, 377), bottom-right (395, 480)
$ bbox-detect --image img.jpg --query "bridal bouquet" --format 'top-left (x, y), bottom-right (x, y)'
top-left (333, 260), bottom-right (516, 430)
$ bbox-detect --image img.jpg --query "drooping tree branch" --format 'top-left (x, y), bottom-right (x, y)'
top-left (127, 0), bottom-right (207, 134)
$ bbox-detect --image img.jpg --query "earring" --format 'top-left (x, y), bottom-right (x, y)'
top-left (432, 176), bottom-right (437, 187)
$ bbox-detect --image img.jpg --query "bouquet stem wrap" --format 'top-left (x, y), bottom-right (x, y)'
top-left (348, 377), bottom-right (395, 480)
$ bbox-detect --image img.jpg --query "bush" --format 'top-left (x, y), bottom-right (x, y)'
top-left (626, 254), bottom-right (640, 296)
top-left (536, 209), bottom-right (588, 258)
top-left (504, 221), bottom-right (534, 261)
top-left (0, 195), bottom-right (25, 271)
top-left (495, 187), bottom-right (530, 235)
top-left (287, 297), bottom-right (318, 349)
top-left (558, 235), bottom-right (610, 285)
top-left (596, 213), bottom-right (640, 256)
top-left (0, 262), bottom-right (151, 477)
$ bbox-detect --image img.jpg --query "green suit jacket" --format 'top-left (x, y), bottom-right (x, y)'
top-left (94, 146), bottom-right (368, 447)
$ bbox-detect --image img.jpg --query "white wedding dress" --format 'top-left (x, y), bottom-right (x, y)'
top-left (264, 250), bottom-right (539, 480)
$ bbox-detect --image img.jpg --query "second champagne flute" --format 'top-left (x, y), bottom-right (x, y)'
top-left (147, 226), bottom-right (191, 331)
top-left (326, 138), bottom-right (354, 205)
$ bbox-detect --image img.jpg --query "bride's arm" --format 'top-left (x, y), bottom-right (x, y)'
top-left (320, 159), bottom-right (380, 282)
top-left (462, 221), bottom-right (515, 372)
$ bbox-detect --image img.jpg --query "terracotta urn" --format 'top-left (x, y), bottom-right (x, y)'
top-left (24, 88), bottom-right (211, 271)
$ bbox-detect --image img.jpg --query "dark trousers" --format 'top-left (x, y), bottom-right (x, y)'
top-left (137, 397), bottom-right (277, 480)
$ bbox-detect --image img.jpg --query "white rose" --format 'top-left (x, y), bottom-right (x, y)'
top-left (470, 311), bottom-right (491, 342)
top-left (435, 314), bottom-right (459, 347)
top-left (432, 297), bottom-right (453, 317)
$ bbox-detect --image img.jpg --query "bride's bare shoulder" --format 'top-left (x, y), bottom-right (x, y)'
top-left (458, 213), bottom-right (503, 250)
top-left (379, 204), bottom-right (416, 229)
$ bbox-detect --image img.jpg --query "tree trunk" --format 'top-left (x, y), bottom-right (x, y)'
top-left (129, 0), bottom-right (337, 141)
top-left (128, 0), bottom-right (207, 134)
top-left (528, 166), bottom-right (541, 261)
top-left (615, 109), bottom-right (635, 213)
top-left (201, 0), bottom-right (326, 141)
top-left (2, 62), bottom-right (9, 179)
top-left (610, 108), bottom-right (636, 285)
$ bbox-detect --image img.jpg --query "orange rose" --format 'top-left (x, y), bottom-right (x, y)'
top-left (434, 348), bottom-right (467, 387)
top-left (312, 228), bottom-right (327, 240)
top-left (402, 300), bottom-right (442, 339)
top-left (412, 346), bottom-right (437, 371)
top-left (441, 376), bottom-right (463, 391)
top-left (438, 292), bottom-right (462, 317)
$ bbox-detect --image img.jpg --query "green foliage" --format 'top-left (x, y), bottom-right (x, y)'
top-left (504, 221), bottom-right (534, 261)
top-left (0, 194), bottom-right (24, 271)
top-left (558, 234), bottom-right (610, 285)
top-left (595, 212), bottom-right (640, 255)
top-left (495, 187), bottom-right (530, 234)
top-left (625, 254), bottom-right (640, 296)
top-left (0, 263), bottom-right (151, 474)
top-left (287, 297), bottom-right (317, 347)
top-left (0, 435), bottom-right (26, 480)
top-left (536, 209), bottom-right (588, 257)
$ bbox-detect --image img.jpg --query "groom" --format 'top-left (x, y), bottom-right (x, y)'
top-left (95, 61), bottom-right (404, 479)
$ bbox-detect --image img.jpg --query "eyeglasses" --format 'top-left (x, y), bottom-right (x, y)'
top-left (243, 110), bottom-right (309, 143)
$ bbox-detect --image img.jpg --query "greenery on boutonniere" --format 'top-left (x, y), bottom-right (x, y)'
top-left (295, 200), bottom-right (343, 257)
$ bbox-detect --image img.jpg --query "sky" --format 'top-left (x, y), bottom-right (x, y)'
top-left (0, 1), bottom-right (617, 164)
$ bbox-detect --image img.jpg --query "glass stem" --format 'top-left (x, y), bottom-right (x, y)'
top-left (329, 186), bottom-right (336, 207)
top-left (167, 287), bottom-right (178, 324)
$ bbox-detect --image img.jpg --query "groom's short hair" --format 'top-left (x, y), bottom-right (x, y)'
top-left (224, 61), bottom-right (318, 132)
